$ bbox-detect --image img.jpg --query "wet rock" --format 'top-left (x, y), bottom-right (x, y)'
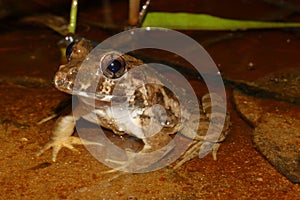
top-left (225, 68), bottom-right (300, 105)
top-left (254, 114), bottom-right (300, 183)
top-left (233, 90), bottom-right (300, 183)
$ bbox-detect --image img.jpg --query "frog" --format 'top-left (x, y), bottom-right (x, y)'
top-left (37, 38), bottom-right (230, 172)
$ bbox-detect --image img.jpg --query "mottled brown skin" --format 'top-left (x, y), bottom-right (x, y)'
top-left (37, 38), bottom-right (230, 171)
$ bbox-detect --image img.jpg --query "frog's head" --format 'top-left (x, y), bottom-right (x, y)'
top-left (54, 38), bottom-right (145, 102)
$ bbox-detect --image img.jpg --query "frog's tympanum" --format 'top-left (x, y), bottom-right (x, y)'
top-left (37, 39), bottom-right (230, 171)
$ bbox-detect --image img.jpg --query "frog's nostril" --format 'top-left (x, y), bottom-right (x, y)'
top-left (71, 68), bottom-right (78, 75)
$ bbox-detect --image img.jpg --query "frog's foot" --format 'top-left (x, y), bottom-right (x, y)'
top-left (37, 136), bottom-right (104, 162)
top-left (36, 136), bottom-right (81, 162)
top-left (173, 141), bottom-right (221, 170)
top-left (102, 148), bottom-right (139, 174)
top-left (36, 115), bottom-right (103, 161)
top-left (103, 149), bottom-right (164, 174)
top-left (103, 142), bottom-right (174, 174)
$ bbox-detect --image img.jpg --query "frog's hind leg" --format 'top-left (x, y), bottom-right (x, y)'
top-left (173, 93), bottom-right (230, 169)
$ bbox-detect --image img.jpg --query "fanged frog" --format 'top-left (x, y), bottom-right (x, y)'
top-left (37, 38), bottom-right (230, 171)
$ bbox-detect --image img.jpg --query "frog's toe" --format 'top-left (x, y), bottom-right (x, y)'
top-left (198, 141), bottom-right (221, 161)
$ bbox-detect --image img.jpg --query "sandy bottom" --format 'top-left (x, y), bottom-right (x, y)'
top-left (0, 77), bottom-right (299, 199)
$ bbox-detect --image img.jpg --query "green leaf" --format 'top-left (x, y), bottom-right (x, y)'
top-left (142, 12), bottom-right (300, 30)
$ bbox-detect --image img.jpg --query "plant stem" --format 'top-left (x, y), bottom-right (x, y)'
top-left (129, 0), bottom-right (140, 26)
top-left (68, 0), bottom-right (78, 34)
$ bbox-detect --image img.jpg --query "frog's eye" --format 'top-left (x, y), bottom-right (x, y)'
top-left (100, 52), bottom-right (126, 79)
top-left (66, 42), bottom-right (75, 61)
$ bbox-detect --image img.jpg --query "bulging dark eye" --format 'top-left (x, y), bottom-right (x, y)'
top-left (100, 52), bottom-right (126, 79)
top-left (66, 41), bottom-right (75, 61)
top-left (107, 59), bottom-right (122, 73)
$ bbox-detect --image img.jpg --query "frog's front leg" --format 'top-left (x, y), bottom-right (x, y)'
top-left (104, 131), bottom-right (174, 173)
top-left (37, 114), bottom-right (103, 162)
top-left (37, 115), bottom-right (80, 161)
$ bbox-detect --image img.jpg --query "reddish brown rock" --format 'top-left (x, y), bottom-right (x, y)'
top-left (233, 90), bottom-right (300, 183)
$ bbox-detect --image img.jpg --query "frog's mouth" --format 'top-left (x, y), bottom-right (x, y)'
top-left (55, 74), bottom-right (131, 103)
top-left (74, 90), bottom-right (114, 102)
top-left (54, 65), bottom-right (131, 103)
top-left (74, 91), bottom-right (130, 108)
top-left (54, 71), bottom-right (115, 102)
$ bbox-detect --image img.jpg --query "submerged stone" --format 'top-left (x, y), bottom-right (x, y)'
top-left (233, 90), bottom-right (300, 183)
